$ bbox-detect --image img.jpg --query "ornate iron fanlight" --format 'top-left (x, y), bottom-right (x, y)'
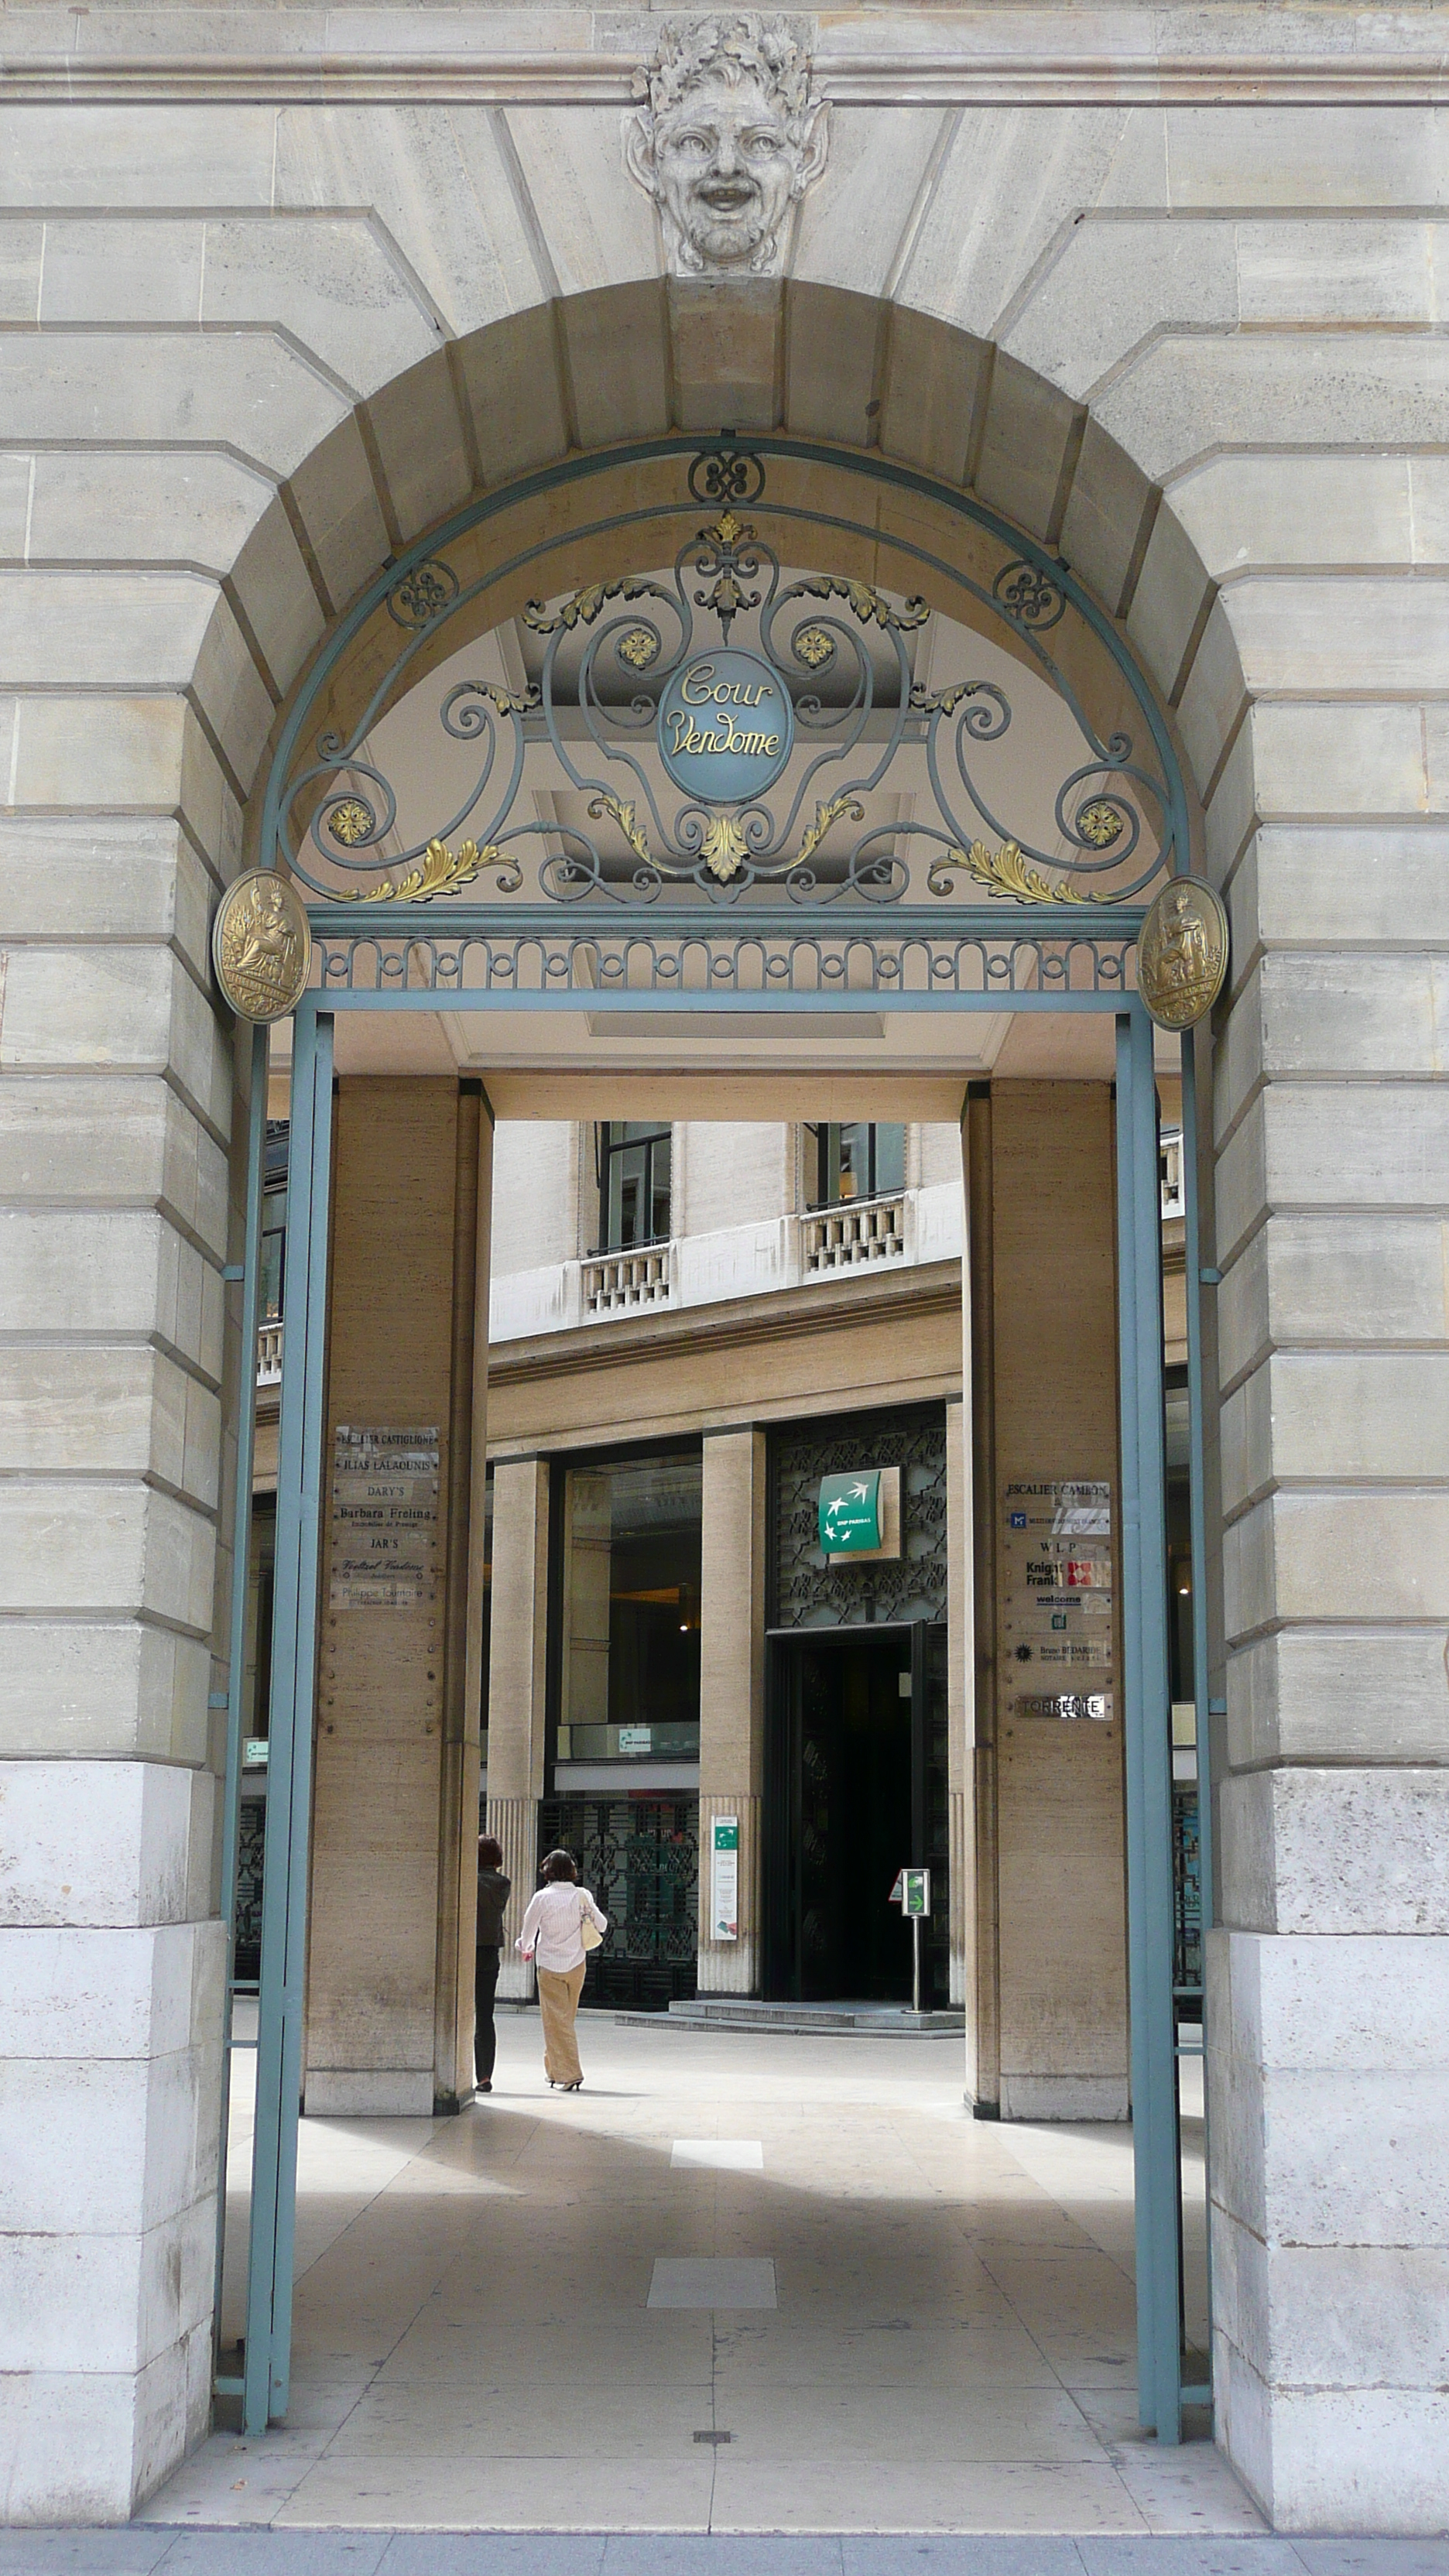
top-left (276, 447), bottom-right (1172, 911)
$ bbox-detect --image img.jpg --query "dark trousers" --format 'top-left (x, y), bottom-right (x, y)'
top-left (474, 1944), bottom-right (501, 2084)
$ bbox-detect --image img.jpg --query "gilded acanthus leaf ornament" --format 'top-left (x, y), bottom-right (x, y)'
top-left (588, 791), bottom-right (653, 872)
top-left (701, 814), bottom-right (749, 881)
top-left (794, 793), bottom-right (865, 872)
top-left (795, 575), bottom-right (930, 632)
top-left (524, 578), bottom-right (655, 635)
top-left (927, 841), bottom-right (1093, 905)
top-left (344, 838), bottom-right (519, 903)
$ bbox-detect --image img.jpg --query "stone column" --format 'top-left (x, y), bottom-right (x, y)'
top-left (486, 1454), bottom-right (550, 2001)
top-left (433, 1091), bottom-right (492, 2109)
top-left (988, 1082), bottom-right (1129, 2122)
top-left (0, 707), bottom-right (254, 2505)
top-left (1181, 496), bottom-right (1449, 2528)
top-left (962, 1090), bottom-right (1000, 2106)
top-left (697, 1425), bottom-right (766, 1996)
top-left (304, 1079), bottom-right (468, 2116)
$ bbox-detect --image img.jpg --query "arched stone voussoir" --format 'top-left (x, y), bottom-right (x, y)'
top-left (205, 283), bottom-right (1238, 866)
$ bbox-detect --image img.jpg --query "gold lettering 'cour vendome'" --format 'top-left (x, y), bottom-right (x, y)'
top-left (657, 649), bottom-right (794, 799)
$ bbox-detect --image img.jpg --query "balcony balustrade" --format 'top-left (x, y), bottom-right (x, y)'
top-left (802, 1193), bottom-right (906, 1274)
top-left (582, 1243), bottom-right (673, 1316)
top-left (257, 1321), bottom-right (284, 1386)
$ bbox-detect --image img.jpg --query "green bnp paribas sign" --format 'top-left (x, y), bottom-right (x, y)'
top-left (818, 1470), bottom-right (882, 1553)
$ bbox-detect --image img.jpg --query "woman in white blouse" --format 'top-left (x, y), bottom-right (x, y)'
top-left (516, 1848), bottom-right (609, 2091)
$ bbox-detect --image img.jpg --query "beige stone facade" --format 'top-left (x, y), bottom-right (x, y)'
top-left (2, 0), bottom-right (1447, 2535)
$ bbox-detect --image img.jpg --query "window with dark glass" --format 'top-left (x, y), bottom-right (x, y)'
top-left (557, 1450), bottom-right (701, 1764)
top-left (807, 1121), bottom-right (905, 1208)
top-left (597, 1120), bottom-right (672, 1250)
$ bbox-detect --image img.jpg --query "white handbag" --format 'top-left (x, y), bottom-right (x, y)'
top-left (578, 1893), bottom-right (605, 1954)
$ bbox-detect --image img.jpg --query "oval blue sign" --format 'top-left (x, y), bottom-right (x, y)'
top-left (656, 649), bottom-right (793, 803)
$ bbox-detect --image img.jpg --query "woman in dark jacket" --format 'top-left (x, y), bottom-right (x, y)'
top-left (474, 1834), bottom-right (512, 2093)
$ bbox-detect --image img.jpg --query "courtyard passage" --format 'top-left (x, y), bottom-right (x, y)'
top-left (150, 2017), bottom-right (1252, 2534)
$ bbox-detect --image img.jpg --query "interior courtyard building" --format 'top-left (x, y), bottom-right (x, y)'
top-left (2, 0), bottom-right (1449, 2544)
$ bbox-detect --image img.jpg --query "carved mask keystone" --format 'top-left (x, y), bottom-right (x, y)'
top-left (624, 12), bottom-right (829, 278)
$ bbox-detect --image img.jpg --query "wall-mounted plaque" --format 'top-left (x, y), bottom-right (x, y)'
top-left (1000, 1480), bottom-right (1114, 1721)
top-left (329, 1424), bottom-right (439, 1610)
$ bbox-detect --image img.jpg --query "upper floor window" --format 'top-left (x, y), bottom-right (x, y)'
top-left (598, 1120), bottom-right (672, 1252)
top-left (807, 1122), bottom-right (905, 1210)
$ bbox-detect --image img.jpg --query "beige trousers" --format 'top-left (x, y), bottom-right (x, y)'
top-left (537, 1961), bottom-right (586, 2084)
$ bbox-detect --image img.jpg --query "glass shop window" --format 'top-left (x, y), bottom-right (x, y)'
top-left (807, 1121), bottom-right (906, 1208)
top-left (557, 1450), bottom-right (702, 1765)
top-left (597, 1121), bottom-right (672, 1252)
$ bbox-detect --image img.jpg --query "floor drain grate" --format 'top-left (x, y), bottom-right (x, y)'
top-left (693, 2430), bottom-right (734, 2444)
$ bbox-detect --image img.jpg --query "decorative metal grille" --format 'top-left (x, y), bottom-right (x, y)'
top-left (1173, 1786), bottom-right (1203, 1999)
top-left (270, 441), bottom-right (1178, 925)
top-left (307, 913), bottom-right (1137, 995)
top-left (234, 1797), bottom-right (265, 1984)
top-left (539, 1795), bottom-right (698, 2011)
top-left (772, 1406), bottom-right (949, 1630)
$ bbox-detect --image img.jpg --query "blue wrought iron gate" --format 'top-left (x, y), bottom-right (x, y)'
top-left (215, 433), bottom-right (1215, 2455)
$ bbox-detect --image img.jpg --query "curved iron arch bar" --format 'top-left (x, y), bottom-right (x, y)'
top-left (259, 431), bottom-right (1192, 899)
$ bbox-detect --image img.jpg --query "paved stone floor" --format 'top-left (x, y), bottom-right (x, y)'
top-left (10, 2549), bottom-right (1449, 2576)
top-left (141, 2015), bottom-right (1251, 2537)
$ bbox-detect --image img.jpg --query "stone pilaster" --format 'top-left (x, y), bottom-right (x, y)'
top-left (485, 1454), bottom-right (550, 2000)
top-left (304, 1080), bottom-right (463, 2117)
top-left (0, 774), bottom-right (251, 2505)
top-left (697, 1425), bottom-right (766, 1995)
top-left (988, 1083), bottom-right (1129, 2123)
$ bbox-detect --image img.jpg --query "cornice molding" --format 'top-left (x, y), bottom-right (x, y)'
top-left (488, 1255), bottom-right (965, 1391)
top-left (3, 39), bottom-right (1448, 104)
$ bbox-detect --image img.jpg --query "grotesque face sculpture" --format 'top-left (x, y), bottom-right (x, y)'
top-left (625, 15), bottom-right (828, 277)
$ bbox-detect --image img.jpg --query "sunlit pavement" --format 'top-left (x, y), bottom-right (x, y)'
top-left (139, 2012), bottom-right (1256, 2537)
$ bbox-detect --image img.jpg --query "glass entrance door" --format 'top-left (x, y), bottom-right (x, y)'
top-left (767, 1621), bottom-right (949, 2007)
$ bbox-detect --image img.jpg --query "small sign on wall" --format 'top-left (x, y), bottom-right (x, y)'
top-left (711, 1814), bottom-right (739, 1941)
top-left (329, 1425), bottom-right (440, 1609)
top-left (818, 1465), bottom-right (902, 1564)
top-left (1000, 1479), bottom-right (1114, 1721)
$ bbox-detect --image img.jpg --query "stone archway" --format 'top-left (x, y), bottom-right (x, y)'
top-left (8, 33), bottom-right (1444, 2511)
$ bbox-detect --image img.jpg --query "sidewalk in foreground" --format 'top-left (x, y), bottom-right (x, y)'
top-left (3, 2534), bottom-right (1448, 2576)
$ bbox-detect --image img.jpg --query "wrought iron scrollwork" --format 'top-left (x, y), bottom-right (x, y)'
top-left (272, 445), bottom-right (1177, 913)
top-left (688, 444), bottom-right (767, 508)
top-left (386, 557), bottom-right (459, 629)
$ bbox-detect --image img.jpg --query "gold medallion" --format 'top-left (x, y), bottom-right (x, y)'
top-left (1136, 876), bottom-right (1228, 1032)
top-left (212, 871), bottom-right (312, 1023)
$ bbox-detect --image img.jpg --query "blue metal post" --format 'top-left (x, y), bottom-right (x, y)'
top-left (1180, 1034), bottom-right (1214, 1931)
top-left (243, 1007), bottom-right (334, 2434)
top-left (212, 1023), bottom-right (268, 2375)
top-left (1179, 1029), bottom-right (1215, 2411)
top-left (1116, 1008), bottom-right (1182, 2444)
